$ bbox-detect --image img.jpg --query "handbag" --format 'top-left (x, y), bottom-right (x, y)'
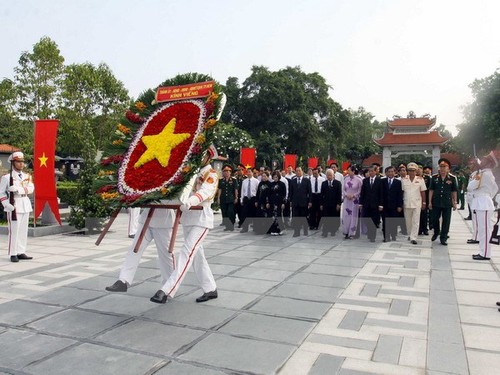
top-left (490, 212), bottom-right (500, 245)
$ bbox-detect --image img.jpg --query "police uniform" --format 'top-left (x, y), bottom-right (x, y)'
top-left (429, 161), bottom-right (458, 245)
top-left (469, 159), bottom-right (498, 260)
top-left (402, 166), bottom-right (427, 243)
top-left (218, 168), bottom-right (238, 231)
top-left (114, 207), bottom-right (176, 288)
top-left (157, 164), bottom-right (218, 301)
top-left (466, 170), bottom-right (479, 243)
top-left (0, 152), bottom-right (34, 261)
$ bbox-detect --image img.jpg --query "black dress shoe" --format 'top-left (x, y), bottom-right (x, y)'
top-left (496, 301), bottom-right (500, 306)
top-left (467, 239), bottom-right (480, 244)
top-left (150, 290), bottom-right (167, 304)
top-left (423, 231), bottom-right (429, 235)
top-left (440, 240), bottom-right (448, 246)
top-left (105, 280), bottom-right (128, 292)
top-left (196, 290), bottom-right (218, 303)
top-left (472, 254), bottom-right (490, 260)
top-left (411, 240), bottom-right (418, 245)
top-left (17, 253), bottom-right (33, 260)
top-left (10, 255), bottom-right (19, 263)
top-left (431, 233), bottom-right (438, 241)
top-left (464, 216), bottom-right (472, 220)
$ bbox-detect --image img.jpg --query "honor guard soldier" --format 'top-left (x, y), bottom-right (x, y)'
top-left (0, 151), bottom-right (35, 262)
top-left (429, 157), bottom-right (458, 245)
top-left (217, 164), bottom-right (239, 231)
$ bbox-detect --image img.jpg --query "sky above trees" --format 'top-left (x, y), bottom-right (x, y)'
top-left (1, 0), bottom-right (500, 136)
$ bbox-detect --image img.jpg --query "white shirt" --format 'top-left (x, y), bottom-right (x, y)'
top-left (334, 171), bottom-right (344, 185)
top-left (0, 170), bottom-right (34, 213)
top-left (310, 175), bottom-right (326, 194)
top-left (240, 176), bottom-right (259, 203)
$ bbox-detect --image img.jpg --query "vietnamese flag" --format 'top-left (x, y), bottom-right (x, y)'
top-left (34, 120), bottom-right (61, 224)
top-left (240, 148), bottom-right (256, 169)
top-left (308, 157), bottom-right (319, 169)
top-left (342, 161), bottom-right (351, 173)
top-left (283, 154), bottom-right (297, 170)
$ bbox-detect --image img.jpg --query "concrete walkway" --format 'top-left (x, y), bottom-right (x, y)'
top-left (0, 210), bottom-right (499, 374)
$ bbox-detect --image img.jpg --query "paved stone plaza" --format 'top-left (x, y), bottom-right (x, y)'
top-left (0, 210), bottom-right (499, 375)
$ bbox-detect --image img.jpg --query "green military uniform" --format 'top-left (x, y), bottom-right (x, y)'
top-left (430, 172), bottom-right (458, 244)
top-left (218, 176), bottom-right (239, 231)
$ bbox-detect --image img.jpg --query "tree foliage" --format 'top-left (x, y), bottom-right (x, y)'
top-left (3, 37), bottom-right (129, 158)
top-left (212, 122), bottom-right (254, 162)
top-left (456, 68), bottom-right (500, 155)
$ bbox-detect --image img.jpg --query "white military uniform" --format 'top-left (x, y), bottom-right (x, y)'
top-left (468, 168), bottom-right (498, 258)
top-left (127, 207), bottom-right (141, 237)
top-left (0, 170), bottom-right (34, 257)
top-left (466, 170), bottom-right (479, 241)
top-left (160, 164), bottom-right (218, 298)
top-left (402, 175), bottom-right (427, 241)
top-left (119, 207), bottom-right (176, 285)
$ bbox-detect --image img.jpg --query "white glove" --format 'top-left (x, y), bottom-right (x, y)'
top-left (8, 185), bottom-right (18, 193)
top-left (180, 202), bottom-right (191, 212)
top-left (2, 201), bottom-right (15, 212)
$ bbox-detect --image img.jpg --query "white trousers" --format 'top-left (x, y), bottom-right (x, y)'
top-left (119, 227), bottom-right (174, 286)
top-left (404, 207), bottom-right (421, 241)
top-left (7, 211), bottom-right (29, 256)
top-left (471, 210), bottom-right (478, 241)
top-left (160, 225), bottom-right (216, 298)
top-left (127, 207), bottom-right (141, 236)
top-left (476, 210), bottom-right (494, 258)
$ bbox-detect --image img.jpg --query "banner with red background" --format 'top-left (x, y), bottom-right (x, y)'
top-left (240, 148), bottom-right (256, 169)
top-left (34, 120), bottom-right (61, 224)
top-left (284, 154), bottom-right (297, 170)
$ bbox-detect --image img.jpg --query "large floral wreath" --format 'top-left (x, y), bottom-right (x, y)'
top-left (94, 74), bottom-right (225, 209)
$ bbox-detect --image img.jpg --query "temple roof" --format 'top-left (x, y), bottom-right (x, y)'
top-left (387, 117), bottom-right (436, 128)
top-left (374, 130), bottom-right (449, 146)
top-left (0, 144), bottom-right (20, 153)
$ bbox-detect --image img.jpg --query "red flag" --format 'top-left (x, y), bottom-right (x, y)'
top-left (308, 157), bottom-right (318, 169)
top-left (283, 154), bottom-right (297, 170)
top-left (240, 148), bottom-right (256, 169)
top-left (342, 161), bottom-right (351, 173)
top-left (34, 120), bottom-right (61, 224)
top-left (327, 159), bottom-right (336, 167)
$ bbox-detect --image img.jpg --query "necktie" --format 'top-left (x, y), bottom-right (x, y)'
top-left (388, 178), bottom-right (392, 188)
top-left (314, 177), bottom-right (318, 193)
top-left (298, 178), bottom-right (301, 185)
top-left (370, 178), bottom-right (374, 187)
top-left (18, 173), bottom-right (22, 180)
top-left (329, 181), bottom-right (332, 188)
top-left (246, 179), bottom-right (251, 198)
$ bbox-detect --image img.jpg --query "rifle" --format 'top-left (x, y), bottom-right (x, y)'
top-left (9, 161), bottom-right (17, 221)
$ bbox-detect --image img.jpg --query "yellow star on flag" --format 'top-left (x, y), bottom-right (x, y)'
top-left (38, 152), bottom-right (49, 167)
top-left (134, 118), bottom-right (191, 168)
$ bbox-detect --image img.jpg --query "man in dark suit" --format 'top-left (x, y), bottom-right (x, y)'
top-left (381, 166), bottom-right (403, 242)
top-left (289, 167), bottom-right (312, 237)
top-left (320, 169), bottom-right (342, 237)
top-left (359, 166), bottom-right (384, 242)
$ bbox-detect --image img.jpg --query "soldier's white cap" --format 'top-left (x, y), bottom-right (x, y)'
top-left (8, 151), bottom-right (24, 162)
top-left (406, 162), bottom-right (418, 171)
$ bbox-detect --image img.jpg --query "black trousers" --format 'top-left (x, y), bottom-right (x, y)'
top-left (362, 206), bottom-right (380, 240)
top-left (220, 202), bottom-right (236, 230)
top-left (292, 205), bottom-right (309, 234)
top-left (322, 206), bottom-right (340, 235)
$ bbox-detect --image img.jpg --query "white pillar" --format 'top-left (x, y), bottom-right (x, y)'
top-left (432, 146), bottom-right (441, 172)
top-left (382, 147), bottom-right (392, 170)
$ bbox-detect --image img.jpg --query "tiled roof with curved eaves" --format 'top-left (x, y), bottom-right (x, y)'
top-left (374, 131), bottom-right (448, 146)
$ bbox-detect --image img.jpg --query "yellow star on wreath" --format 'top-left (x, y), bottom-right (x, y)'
top-left (38, 152), bottom-right (48, 167)
top-left (134, 118), bottom-right (190, 168)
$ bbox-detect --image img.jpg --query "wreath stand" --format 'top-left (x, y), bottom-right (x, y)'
top-left (95, 205), bottom-right (202, 254)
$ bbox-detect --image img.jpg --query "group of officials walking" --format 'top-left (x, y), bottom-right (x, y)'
top-left (215, 155), bottom-right (499, 259)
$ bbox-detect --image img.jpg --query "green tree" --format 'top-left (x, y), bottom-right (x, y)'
top-left (456, 68), bottom-right (500, 154)
top-left (236, 66), bottom-right (347, 159)
top-left (212, 122), bottom-right (254, 162)
top-left (14, 36), bottom-right (64, 121)
top-left (58, 62), bottom-right (129, 155)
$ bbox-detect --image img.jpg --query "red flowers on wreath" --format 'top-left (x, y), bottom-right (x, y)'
top-left (101, 155), bottom-right (124, 166)
top-left (120, 193), bottom-right (141, 204)
top-left (191, 144), bottom-right (202, 155)
top-left (205, 101), bottom-right (215, 116)
top-left (173, 174), bottom-right (185, 184)
top-left (96, 185), bottom-right (116, 194)
top-left (126, 110), bottom-right (144, 124)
